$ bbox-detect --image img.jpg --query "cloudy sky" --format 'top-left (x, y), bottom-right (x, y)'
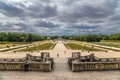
top-left (0, 0), bottom-right (120, 35)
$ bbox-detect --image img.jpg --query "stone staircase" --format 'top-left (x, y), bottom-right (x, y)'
top-left (53, 58), bottom-right (70, 71)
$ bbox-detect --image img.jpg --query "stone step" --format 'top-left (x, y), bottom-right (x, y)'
top-left (54, 64), bottom-right (69, 67)
top-left (53, 57), bottom-right (70, 71)
top-left (54, 63), bottom-right (70, 71)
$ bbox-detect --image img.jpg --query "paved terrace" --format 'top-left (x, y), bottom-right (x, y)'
top-left (0, 41), bottom-right (120, 80)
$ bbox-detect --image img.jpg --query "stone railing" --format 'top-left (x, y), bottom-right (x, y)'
top-left (69, 52), bottom-right (120, 72)
top-left (72, 62), bottom-right (120, 72)
top-left (0, 52), bottom-right (54, 72)
top-left (0, 62), bottom-right (52, 71)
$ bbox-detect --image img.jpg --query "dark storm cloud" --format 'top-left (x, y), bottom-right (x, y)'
top-left (71, 24), bottom-right (99, 29)
top-left (65, 24), bottom-right (101, 35)
top-left (34, 21), bottom-right (59, 28)
top-left (0, 0), bottom-right (57, 18)
top-left (0, 22), bottom-right (29, 30)
top-left (58, 0), bottom-right (118, 22)
top-left (42, 5), bottom-right (57, 18)
top-left (88, 20), bottom-right (105, 24)
top-left (0, 24), bottom-right (13, 29)
top-left (0, 1), bottom-right (24, 17)
top-left (108, 14), bottom-right (120, 22)
top-left (26, 3), bottom-right (57, 18)
top-left (14, 23), bottom-right (30, 28)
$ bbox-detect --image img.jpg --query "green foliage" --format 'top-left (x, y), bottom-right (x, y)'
top-left (62, 33), bottom-right (120, 42)
top-left (78, 34), bottom-right (103, 42)
top-left (0, 32), bottom-right (45, 42)
top-left (44, 36), bottom-right (60, 40)
top-left (107, 33), bottom-right (120, 40)
top-left (61, 36), bottom-right (74, 40)
top-left (50, 35), bottom-right (59, 40)
top-left (62, 34), bottom-right (104, 42)
top-left (101, 40), bottom-right (120, 43)
top-left (0, 32), bottom-right (120, 42)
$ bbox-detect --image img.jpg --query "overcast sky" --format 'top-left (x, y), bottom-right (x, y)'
top-left (0, 0), bottom-right (120, 35)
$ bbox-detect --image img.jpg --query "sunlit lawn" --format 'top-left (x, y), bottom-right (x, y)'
top-left (64, 42), bottom-right (103, 51)
top-left (92, 42), bottom-right (120, 48)
top-left (18, 43), bottom-right (56, 52)
top-left (0, 42), bottom-right (29, 49)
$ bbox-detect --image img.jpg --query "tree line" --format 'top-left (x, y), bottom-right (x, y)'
top-left (0, 32), bottom-right (120, 42)
top-left (0, 32), bottom-right (46, 42)
top-left (61, 33), bottom-right (120, 42)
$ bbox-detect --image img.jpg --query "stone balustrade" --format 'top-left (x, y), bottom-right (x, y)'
top-left (0, 52), bottom-right (54, 72)
top-left (0, 62), bottom-right (52, 71)
top-left (72, 62), bottom-right (120, 71)
top-left (69, 52), bottom-right (120, 72)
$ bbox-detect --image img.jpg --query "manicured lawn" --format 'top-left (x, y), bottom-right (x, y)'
top-left (64, 43), bottom-right (103, 51)
top-left (0, 42), bottom-right (30, 49)
top-left (92, 42), bottom-right (120, 48)
top-left (18, 43), bottom-right (56, 51)
top-left (0, 45), bottom-right (31, 52)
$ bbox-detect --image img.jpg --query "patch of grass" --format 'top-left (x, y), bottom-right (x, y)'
top-left (64, 43), bottom-right (103, 51)
top-left (93, 45), bottom-right (120, 52)
top-left (18, 43), bottom-right (56, 52)
top-left (92, 42), bottom-right (120, 48)
top-left (0, 42), bottom-right (30, 49)
top-left (0, 45), bottom-right (31, 52)
top-left (100, 40), bottom-right (120, 43)
top-left (88, 42), bottom-right (120, 52)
